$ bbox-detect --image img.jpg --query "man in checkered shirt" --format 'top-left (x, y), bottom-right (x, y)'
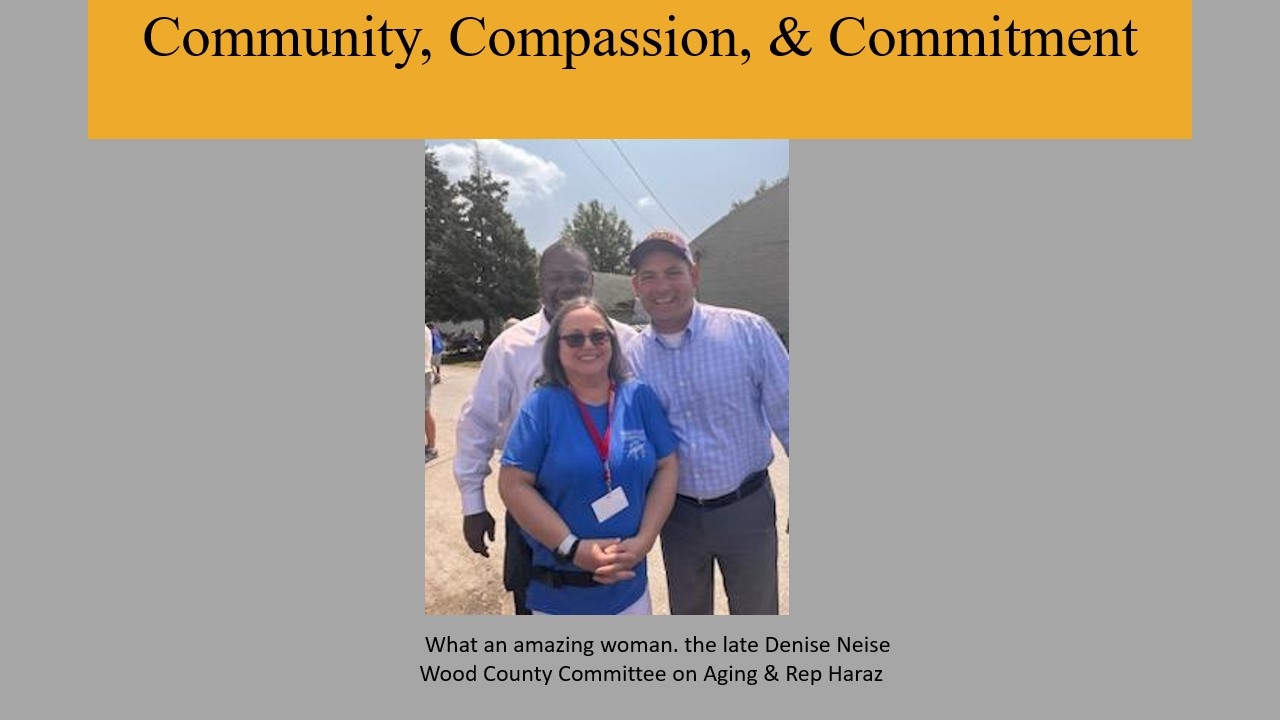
top-left (625, 229), bottom-right (790, 615)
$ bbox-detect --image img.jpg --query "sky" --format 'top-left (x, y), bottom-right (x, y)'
top-left (425, 139), bottom-right (789, 253)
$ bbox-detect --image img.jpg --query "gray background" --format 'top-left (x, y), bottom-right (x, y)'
top-left (4, 2), bottom-right (1275, 717)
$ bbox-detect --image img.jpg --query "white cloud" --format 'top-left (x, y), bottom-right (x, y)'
top-left (636, 196), bottom-right (656, 208)
top-left (427, 140), bottom-right (565, 207)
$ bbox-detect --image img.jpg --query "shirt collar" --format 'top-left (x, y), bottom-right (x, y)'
top-left (643, 301), bottom-right (702, 347)
top-left (532, 309), bottom-right (552, 342)
top-left (687, 301), bottom-right (706, 336)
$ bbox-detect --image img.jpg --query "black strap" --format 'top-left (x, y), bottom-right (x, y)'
top-left (530, 566), bottom-right (598, 589)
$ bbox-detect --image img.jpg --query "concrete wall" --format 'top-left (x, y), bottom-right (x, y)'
top-left (592, 272), bottom-right (645, 324)
top-left (691, 179), bottom-right (789, 338)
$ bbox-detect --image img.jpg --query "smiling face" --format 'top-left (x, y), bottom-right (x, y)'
top-left (538, 245), bottom-right (593, 319)
top-left (556, 306), bottom-right (614, 384)
top-left (632, 249), bottom-right (699, 334)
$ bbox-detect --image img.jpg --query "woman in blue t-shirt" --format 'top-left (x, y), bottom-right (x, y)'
top-left (499, 297), bottom-right (678, 615)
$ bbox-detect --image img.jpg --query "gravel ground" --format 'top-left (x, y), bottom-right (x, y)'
top-left (425, 363), bottom-right (789, 615)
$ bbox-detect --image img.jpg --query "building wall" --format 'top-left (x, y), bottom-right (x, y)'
top-left (691, 179), bottom-right (789, 338)
top-left (592, 272), bottom-right (644, 324)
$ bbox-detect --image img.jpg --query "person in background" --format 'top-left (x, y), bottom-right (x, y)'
top-left (624, 229), bottom-right (789, 615)
top-left (428, 323), bottom-right (446, 383)
top-left (453, 239), bottom-right (638, 614)
top-left (498, 297), bottom-right (676, 614)
top-left (425, 325), bottom-right (439, 463)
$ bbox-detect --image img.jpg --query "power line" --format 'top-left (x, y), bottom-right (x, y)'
top-left (609, 140), bottom-right (690, 238)
top-left (572, 140), bottom-right (657, 233)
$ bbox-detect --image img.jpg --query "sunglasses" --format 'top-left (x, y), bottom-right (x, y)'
top-left (559, 330), bottom-right (611, 348)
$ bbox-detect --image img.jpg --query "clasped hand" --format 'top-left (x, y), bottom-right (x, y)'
top-left (573, 537), bottom-right (648, 584)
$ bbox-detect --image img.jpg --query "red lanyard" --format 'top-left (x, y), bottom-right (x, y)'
top-left (570, 382), bottom-right (615, 490)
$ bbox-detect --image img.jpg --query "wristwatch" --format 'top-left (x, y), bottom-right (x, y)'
top-left (553, 533), bottom-right (580, 564)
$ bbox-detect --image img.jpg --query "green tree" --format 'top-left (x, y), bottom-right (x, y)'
top-left (559, 199), bottom-right (634, 274)
top-left (454, 148), bottom-right (538, 340)
top-left (424, 148), bottom-right (475, 323)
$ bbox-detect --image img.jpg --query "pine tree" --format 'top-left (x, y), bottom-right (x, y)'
top-left (454, 147), bottom-right (538, 340)
top-left (424, 148), bottom-right (476, 323)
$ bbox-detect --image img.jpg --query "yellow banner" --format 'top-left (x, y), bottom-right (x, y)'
top-left (88, 1), bottom-right (1191, 139)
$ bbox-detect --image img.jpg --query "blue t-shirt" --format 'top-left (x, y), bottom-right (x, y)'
top-left (430, 329), bottom-right (445, 355)
top-left (501, 379), bottom-right (677, 615)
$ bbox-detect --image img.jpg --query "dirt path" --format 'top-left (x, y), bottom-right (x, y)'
top-left (425, 363), bottom-right (789, 615)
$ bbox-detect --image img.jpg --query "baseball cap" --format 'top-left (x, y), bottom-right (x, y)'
top-left (627, 229), bottom-right (695, 269)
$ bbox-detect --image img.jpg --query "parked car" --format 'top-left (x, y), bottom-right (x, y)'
top-left (444, 335), bottom-right (485, 361)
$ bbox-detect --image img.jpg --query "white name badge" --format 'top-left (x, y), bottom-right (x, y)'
top-left (591, 486), bottom-right (630, 523)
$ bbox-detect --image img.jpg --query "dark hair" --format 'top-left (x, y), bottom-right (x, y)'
top-left (538, 239), bottom-right (592, 274)
top-left (539, 297), bottom-right (628, 388)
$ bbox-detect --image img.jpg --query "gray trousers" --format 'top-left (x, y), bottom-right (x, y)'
top-left (659, 479), bottom-right (779, 615)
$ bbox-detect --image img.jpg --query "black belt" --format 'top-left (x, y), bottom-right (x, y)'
top-left (676, 470), bottom-right (768, 509)
top-left (530, 566), bottom-right (599, 589)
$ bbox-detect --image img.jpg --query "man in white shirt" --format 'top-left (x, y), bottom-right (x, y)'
top-left (453, 240), bottom-right (638, 614)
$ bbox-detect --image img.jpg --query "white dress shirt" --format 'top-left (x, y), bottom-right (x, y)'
top-left (452, 311), bottom-right (638, 515)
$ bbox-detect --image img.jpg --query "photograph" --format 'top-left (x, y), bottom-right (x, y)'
top-left (425, 139), bottom-right (790, 615)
